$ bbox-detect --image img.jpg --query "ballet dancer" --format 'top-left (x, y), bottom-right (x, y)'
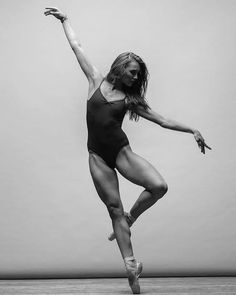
top-left (44, 7), bottom-right (211, 293)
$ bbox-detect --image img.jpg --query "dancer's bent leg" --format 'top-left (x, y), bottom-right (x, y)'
top-left (129, 187), bottom-right (167, 220)
top-left (116, 146), bottom-right (168, 221)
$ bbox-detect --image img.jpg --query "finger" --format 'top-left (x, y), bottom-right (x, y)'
top-left (201, 144), bottom-right (205, 154)
top-left (45, 11), bottom-right (58, 16)
top-left (44, 9), bottom-right (55, 13)
top-left (45, 7), bottom-right (59, 10)
top-left (205, 143), bottom-right (212, 150)
top-left (44, 11), bottom-right (54, 16)
top-left (44, 9), bottom-right (57, 14)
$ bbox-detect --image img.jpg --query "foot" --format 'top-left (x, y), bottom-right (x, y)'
top-left (108, 212), bottom-right (136, 241)
top-left (125, 258), bottom-right (143, 294)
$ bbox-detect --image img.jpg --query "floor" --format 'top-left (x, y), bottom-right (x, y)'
top-left (0, 277), bottom-right (235, 294)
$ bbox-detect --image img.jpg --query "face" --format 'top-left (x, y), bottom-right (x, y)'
top-left (121, 60), bottom-right (141, 87)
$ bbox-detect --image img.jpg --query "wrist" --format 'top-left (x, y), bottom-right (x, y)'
top-left (191, 128), bottom-right (198, 134)
top-left (60, 15), bottom-right (68, 23)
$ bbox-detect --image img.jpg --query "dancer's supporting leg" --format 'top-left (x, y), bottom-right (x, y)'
top-left (89, 152), bottom-right (133, 258)
top-left (108, 212), bottom-right (135, 241)
top-left (89, 152), bottom-right (142, 294)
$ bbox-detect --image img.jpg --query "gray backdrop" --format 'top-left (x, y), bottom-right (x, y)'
top-left (0, 0), bottom-right (235, 278)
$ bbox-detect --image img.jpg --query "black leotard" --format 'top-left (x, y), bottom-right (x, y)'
top-left (86, 81), bottom-right (129, 169)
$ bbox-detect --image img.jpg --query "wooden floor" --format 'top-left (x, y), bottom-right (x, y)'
top-left (0, 277), bottom-right (235, 294)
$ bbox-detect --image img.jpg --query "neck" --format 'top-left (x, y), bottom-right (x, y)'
top-left (105, 77), bottom-right (124, 91)
top-left (114, 80), bottom-right (123, 91)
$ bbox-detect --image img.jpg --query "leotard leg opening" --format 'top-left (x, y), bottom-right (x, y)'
top-left (89, 143), bottom-right (129, 170)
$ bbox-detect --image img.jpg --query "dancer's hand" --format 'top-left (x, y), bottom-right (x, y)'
top-left (44, 7), bottom-right (67, 22)
top-left (193, 130), bottom-right (211, 154)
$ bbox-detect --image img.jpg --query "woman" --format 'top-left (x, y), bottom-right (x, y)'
top-left (44, 7), bottom-right (211, 294)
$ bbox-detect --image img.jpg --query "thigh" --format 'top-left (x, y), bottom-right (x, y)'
top-left (89, 152), bottom-right (123, 210)
top-left (116, 146), bottom-right (166, 190)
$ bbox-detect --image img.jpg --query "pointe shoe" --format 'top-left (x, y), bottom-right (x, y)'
top-left (125, 259), bottom-right (143, 294)
top-left (108, 212), bottom-right (136, 241)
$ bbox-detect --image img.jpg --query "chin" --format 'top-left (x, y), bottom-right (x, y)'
top-left (122, 80), bottom-right (135, 89)
top-left (125, 84), bottom-right (133, 89)
top-left (126, 82), bottom-right (134, 87)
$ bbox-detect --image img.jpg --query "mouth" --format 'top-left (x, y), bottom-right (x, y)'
top-left (127, 81), bottom-right (135, 87)
top-left (124, 79), bottom-right (136, 87)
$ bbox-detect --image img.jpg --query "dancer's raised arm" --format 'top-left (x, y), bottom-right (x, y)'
top-left (44, 7), bottom-right (102, 85)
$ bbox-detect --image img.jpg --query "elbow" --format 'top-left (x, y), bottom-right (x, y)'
top-left (71, 40), bottom-right (82, 50)
top-left (159, 119), bottom-right (169, 128)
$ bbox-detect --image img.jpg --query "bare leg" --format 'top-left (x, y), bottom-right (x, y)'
top-left (89, 152), bottom-right (133, 259)
top-left (108, 212), bottom-right (135, 241)
top-left (108, 146), bottom-right (168, 242)
top-left (89, 152), bottom-right (143, 293)
top-left (129, 189), bottom-right (164, 220)
top-left (112, 215), bottom-right (133, 258)
top-left (116, 146), bottom-right (168, 221)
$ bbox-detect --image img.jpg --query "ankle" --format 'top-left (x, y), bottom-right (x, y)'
top-left (124, 255), bottom-right (136, 266)
top-left (124, 255), bottom-right (135, 262)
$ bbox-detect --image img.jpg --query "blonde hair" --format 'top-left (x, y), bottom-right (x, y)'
top-left (106, 52), bottom-right (150, 121)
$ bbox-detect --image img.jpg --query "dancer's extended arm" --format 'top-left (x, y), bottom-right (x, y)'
top-left (135, 106), bottom-right (211, 154)
top-left (44, 7), bottom-right (102, 85)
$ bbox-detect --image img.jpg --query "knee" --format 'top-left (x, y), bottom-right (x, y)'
top-left (107, 203), bottom-right (124, 220)
top-left (150, 181), bottom-right (168, 199)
